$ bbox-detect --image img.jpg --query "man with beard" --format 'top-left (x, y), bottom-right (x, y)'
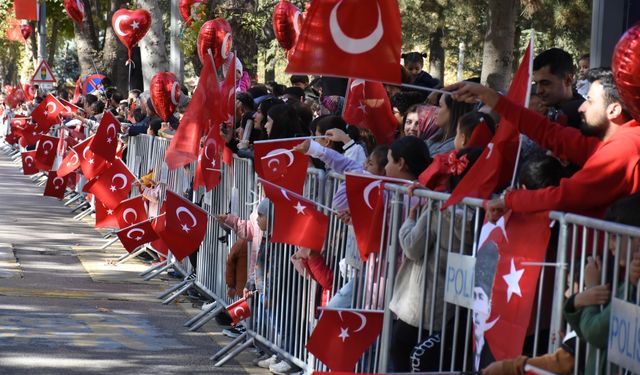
top-left (533, 48), bottom-right (585, 129)
top-left (450, 68), bottom-right (640, 219)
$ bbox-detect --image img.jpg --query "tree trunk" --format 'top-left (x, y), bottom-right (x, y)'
top-left (138, 0), bottom-right (170, 90)
top-left (480, 0), bottom-right (518, 92)
top-left (47, 18), bottom-right (60, 66)
top-left (74, 0), bottom-right (100, 76)
top-left (227, 0), bottom-right (258, 79)
top-left (96, 0), bottom-right (130, 94)
top-left (429, 26), bottom-right (445, 84)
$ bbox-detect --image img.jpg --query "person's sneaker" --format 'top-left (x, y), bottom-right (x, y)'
top-left (256, 354), bottom-right (278, 369)
top-left (201, 301), bottom-right (215, 311)
top-left (221, 324), bottom-right (245, 338)
top-left (252, 352), bottom-right (270, 366)
top-left (269, 360), bottom-right (297, 374)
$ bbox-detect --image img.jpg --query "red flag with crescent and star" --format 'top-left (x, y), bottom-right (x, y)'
top-left (306, 308), bottom-right (384, 371)
top-left (43, 171), bottom-right (69, 199)
top-left (21, 151), bottom-right (38, 175)
top-left (83, 159), bottom-right (135, 210)
top-left (443, 35), bottom-right (534, 209)
top-left (226, 298), bottom-right (251, 326)
top-left (344, 173), bottom-right (386, 260)
top-left (260, 178), bottom-right (328, 251)
top-left (286, 0), bottom-right (402, 84)
top-left (473, 210), bottom-right (551, 369)
top-left (95, 199), bottom-right (119, 228)
top-left (157, 190), bottom-right (208, 261)
top-left (114, 196), bottom-right (148, 229)
top-left (31, 94), bottom-right (65, 133)
top-left (116, 219), bottom-right (159, 253)
top-left (254, 139), bottom-right (309, 195)
top-left (34, 135), bottom-right (59, 171)
top-left (89, 111), bottom-right (120, 161)
top-left (194, 124), bottom-right (222, 192)
top-left (57, 148), bottom-right (81, 177)
top-left (165, 53), bottom-right (220, 170)
top-left (343, 79), bottom-right (397, 145)
top-left (76, 137), bottom-right (110, 180)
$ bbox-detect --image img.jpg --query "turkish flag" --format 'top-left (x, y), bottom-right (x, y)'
top-left (194, 125), bottom-right (222, 192)
top-left (83, 159), bottom-right (135, 210)
top-left (5, 84), bottom-right (26, 108)
top-left (19, 123), bottom-right (41, 147)
top-left (59, 98), bottom-right (81, 115)
top-left (306, 309), bottom-right (384, 371)
top-left (254, 139), bottom-right (309, 195)
top-left (444, 36), bottom-right (533, 209)
top-left (5, 133), bottom-right (18, 145)
top-left (165, 54), bottom-right (220, 170)
top-left (343, 79), bottom-right (396, 145)
top-left (95, 199), bottom-right (119, 228)
top-left (22, 82), bottom-right (36, 101)
top-left (77, 137), bottom-right (110, 180)
top-left (21, 151), bottom-right (39, 175)
top-left (260, 178), bottom-right (328, 250)
top-left (34, 135), bottom-right (59, 171)
top-left (31, 94), bottom-right (65, 133)
top-left (10, 117), bottom-right (29, 137)
top-left (473, 211), bottom-right (550, 369)
top-left (116, 220), bottom-right (159, 253)
top-left (57, 148), bottom-right (81, 177)
top-left (345, 173), bottom-right (386, 260)
top-left (114, 196), bottom-right (148, 229)
top-left (156, 190), bottom-right (208, 261)
top-left (226, 298), bottom-right (251, 326)
top-left (14, 0), bottom-right (38, 20)
top-left (43, 171), bottom-right (68, 199)
top-left (89, 111), bottom-right (120, 161)
top-left (286, 0), bottom-right (402, 84)
top-left (72, 78), bottom-right (82, 103)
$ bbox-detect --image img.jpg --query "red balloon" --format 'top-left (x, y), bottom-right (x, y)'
top-left (112, 9), bottom-right (152, 61)
top-left (272, 0), bottom-right (302, 52)
top-left (150, 72), bottom-right (181, 122)
top-left (179, 0), bottom-right (209, 27)
top-left (63, 0), bottom-right (85, 25)
top-left (613, 22), bottom-right (640, 122)
top-left (20, 24), bottom-right (32, 40)
top-left (197, 18), bottom-right (233, 69)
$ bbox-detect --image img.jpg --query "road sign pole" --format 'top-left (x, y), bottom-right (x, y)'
top-left (38, 0), bottom-right (46, 61)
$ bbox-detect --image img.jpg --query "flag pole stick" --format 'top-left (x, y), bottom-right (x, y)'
top-left (400, 83), bottom-right (452, 95)
top-left (254, 135), bottom-right (329, 144)
top-left (259, 148), bottom-right (297, 160)
top-left (344, 172), bottom-right (414, 185)
top-left (114, 213), bottom-right (165, 234)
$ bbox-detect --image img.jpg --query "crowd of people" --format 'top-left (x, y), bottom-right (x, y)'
top-left (2, 41), bottom-right (640, 375)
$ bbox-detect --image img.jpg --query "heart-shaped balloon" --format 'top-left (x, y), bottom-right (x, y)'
top-left (179, 0), bottom-right (208, 27)
top-left (272, 0), bottom-right (303, 51)
top-left (613, 22), bottom-right (640, 122)
top-left (20, 24), bottom-right (32, 40)
top-left (150, 72), bottom-right (181, 122)
top-left (112, 9), bottom-right (152, 62)
top-left (64, 0), bottom-right (85, 25)
top-left (197, 18), bottom-right (233, 69)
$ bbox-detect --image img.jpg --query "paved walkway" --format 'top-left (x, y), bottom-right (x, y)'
top-left (0, 145), bottom-right (265, 374)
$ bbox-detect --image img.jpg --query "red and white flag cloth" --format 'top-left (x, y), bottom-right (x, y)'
top-left (306, 309), bottom-right (384, 371)
top-left (343, 79), bottom-right (397, 145)
top-left (164, 53), bottom-right (220, 170)
top-left (31, 94), bottom-right (65, 133)
top-left (59, 98), bottom-right (81, 115)
top-left (89, 111), bottom-right (120, 161)
top-left (444, 34), bottom-right (534, 209)
top-left (19, 122), bottom-right (41, 148)
top-left (260, 178), bottom-right (329, 251)
top-left (34, 135), bottom-right (59, 171)
top-left (194, 124), bottom-right (222, 192)
top-left (21, 151), bottom-right (39, 175)
top-left (76, 137), bottom-right (110, 180)
top-left (43, 171), bottom-right (69, 199)
top-left (114, 196), bottom-right (148, 229)
top-left (10, 117), bottom-right (29, 137)
top-left (83, 159), bottom-right (135, 210)
top-left (22, 82), bottom-right (36, 101)
top-left (344, 173), bottom-right (386, 260)
top-left (472, 210), bottom-right (550, 369)
top-left (156, 190), bottom-right (209, 261)
top-left (57, 148), bottom-right (81, 177)
top-left (150, 204), bottom-right (170, 257)
top-left (14, 0), bottom-right (38, 20)
top-left (286, 0), bottom-right (402, 84)
top-left (226, 298), bottom-right (251, 326)
top-left (254, 139), bottom-right (309, 195)
top-left (95, 199), bottom-right (119, 228)
top-left (116, 219), bottom-right (159, 253)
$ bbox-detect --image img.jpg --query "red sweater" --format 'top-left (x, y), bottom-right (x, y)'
top-left (495, 96), bottom-right (640, 218)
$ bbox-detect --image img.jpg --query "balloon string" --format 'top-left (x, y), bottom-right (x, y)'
top-left (128, 59), bottom-right (132, 93)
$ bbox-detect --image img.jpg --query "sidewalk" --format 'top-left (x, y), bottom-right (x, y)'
top-left (0, 145), bottom-right (268, 375)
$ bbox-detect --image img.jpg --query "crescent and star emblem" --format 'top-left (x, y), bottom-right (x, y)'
top-left (176, 206), bottom-right (198, 233)
top-left (329, 0), bottom-right (383, 54)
